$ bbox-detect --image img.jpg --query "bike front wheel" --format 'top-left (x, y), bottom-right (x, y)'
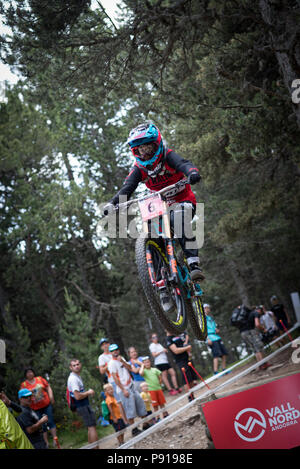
top-left (135, 234), bottom-right (188, 334)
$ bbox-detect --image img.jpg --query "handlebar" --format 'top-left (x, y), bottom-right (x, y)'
top-left (110, 178), bottom-right (189, 212)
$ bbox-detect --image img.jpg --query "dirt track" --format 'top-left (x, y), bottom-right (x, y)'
top-left (97, 344), bottom-right (300, 450)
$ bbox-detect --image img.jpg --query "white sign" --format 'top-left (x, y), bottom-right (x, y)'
top-left (234, 401), bottom-right (299, 443)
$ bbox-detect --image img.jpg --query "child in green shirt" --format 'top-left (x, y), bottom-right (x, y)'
top-left (139, 357), bottom-right (169, 419)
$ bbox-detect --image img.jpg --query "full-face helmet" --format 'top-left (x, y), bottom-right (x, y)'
top-left (127, 122), bottom-right (165, 174)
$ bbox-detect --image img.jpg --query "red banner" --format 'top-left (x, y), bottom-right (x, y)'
top-left (202, 373), bottom-right (300, 449)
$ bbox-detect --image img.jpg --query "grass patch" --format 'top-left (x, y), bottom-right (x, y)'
top-left (52, 421), bottom-right (114, 449)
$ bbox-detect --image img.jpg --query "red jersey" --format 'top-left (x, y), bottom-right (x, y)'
top-left (112, 150), bottom-right (199, 207)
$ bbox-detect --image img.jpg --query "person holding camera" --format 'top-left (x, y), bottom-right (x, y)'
top-left (16, 388), bottom-right (48, 449)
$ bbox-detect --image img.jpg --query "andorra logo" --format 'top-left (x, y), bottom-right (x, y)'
top-left (234, 408), bottom-right (267, 442)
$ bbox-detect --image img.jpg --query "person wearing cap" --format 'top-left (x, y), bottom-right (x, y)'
top-left (107, 344), bottom-right (147, 437)
top-left (16, 388), bottom-right (48, 449)
top-left (98, 339), bottom-right (112, 382)
top-left (98, 338), bottom-right (121, 400)
top-left (204, 304), bottom-right (228, 375)
top-left (98, 338), bottom-right (111, 382)
top-left (0, 382), bottom-right (33, 449)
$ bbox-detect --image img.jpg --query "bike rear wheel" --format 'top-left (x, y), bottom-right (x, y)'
top-left (135, 234), bottom-right (188, 334)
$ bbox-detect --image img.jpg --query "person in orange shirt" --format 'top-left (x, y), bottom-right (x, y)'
top-left (103, 384), bottom-right (127, 446)
top-left (20, 368), bottom-right (57, 448)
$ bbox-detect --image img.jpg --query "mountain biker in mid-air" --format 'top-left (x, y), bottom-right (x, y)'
top-left (104, 122), bottom-right (204, 311)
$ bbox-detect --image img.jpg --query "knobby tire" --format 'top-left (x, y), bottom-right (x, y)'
top-left (135, 233), bottom-right (188, 335)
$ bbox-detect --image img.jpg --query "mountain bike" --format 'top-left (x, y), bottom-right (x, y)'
top-left (103, 180), bottom-right (207, 341)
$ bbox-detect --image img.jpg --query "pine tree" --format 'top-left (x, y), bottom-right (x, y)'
top-left (1, 306), bottom-right (32, 400)
top-left (47, 289), bottom-right (104, 421)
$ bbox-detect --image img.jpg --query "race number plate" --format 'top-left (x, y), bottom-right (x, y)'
top-left (138, 195), bottom-right (165, 221)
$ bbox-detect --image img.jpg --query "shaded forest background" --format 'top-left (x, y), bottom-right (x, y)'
top-left (0, 0), bottom-right (299, 422)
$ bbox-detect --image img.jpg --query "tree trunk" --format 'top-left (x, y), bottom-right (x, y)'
top-left (62, 153), bottom-right (125, 345)
top-left (227, 259), bottom-right (251, 306)
top-left (259, 0), bottom-right (300, 128)
top-left (102, 309), bottom-right (125, 355)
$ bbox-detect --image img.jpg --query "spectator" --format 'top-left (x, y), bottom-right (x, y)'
top-left (270, 296), bottom-right (292, 334)
top-left (180, 330), bottom-right (197, 363)
top-left (103, 383), bottom-right (127, 446)
top-left (165, 331), bottom-right (198, 401)
top-left (107, 344), bottom-right (147, 437)
top-left (98, 338), bottom-right (116, 392)
top-left (234, 305), bottom-right (271, 370)
top-left (180, 331), bottom-right (201, 380)
top-left (181, 331), bottom-right (190, 349)
top-left (67, 358), bottom-right (99, 445)
top-left (20, 368), bottom-right (57, 447)
top-left (204, 304), bottom-right (228, 374)
top-left (16, 388), bottom-right (48, 449)
top-left (139, 357), bottom-right (168, 420)
top-left (0, 390), bottom-right (33, 449)
top-left (139, 382), bottom-right (156, 425)
top-left (127, 346), bottom-right (145, 392)
top-left (149, 333), bottom-right (181, 395)
top-left (257, 305), bottom-right (279, 345)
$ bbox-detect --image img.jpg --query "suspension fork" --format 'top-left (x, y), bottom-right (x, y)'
top-left (144, 199), bottom-right (179, 287)
top-left (145, 239), bottom-right (176, 287)
top-left (165, 239), bottom-right (179, 282)
top-left (160, 199), bottom-right (180, 286)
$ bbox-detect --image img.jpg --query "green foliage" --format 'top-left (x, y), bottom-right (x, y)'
top-left (1, 307), bottom-right (32, 400)
top-left (47, 289), bottom-right (104, 421)
top-left (57, 422), bottom-right (114, 449)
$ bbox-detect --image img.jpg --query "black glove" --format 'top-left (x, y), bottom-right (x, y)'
top-left (187, 170), bottom-right (201, 185)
